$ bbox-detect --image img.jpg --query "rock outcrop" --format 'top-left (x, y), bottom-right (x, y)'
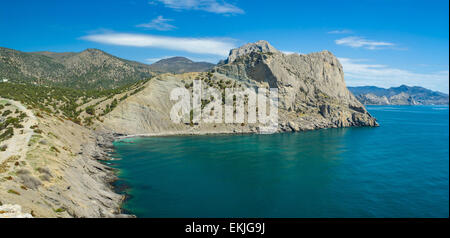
top-left (103, 41), bottom-right (377, 135)
top-left (0, 204), bottom-right (33, 218)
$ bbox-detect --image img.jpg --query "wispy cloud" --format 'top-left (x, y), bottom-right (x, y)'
top-left (81, 33), bottom-right (235, 56)
top-left (339, 57), bottom-right (449, 93)
top-left (152, 0), bottom-right (244, 15)
top-left (335, 36), bottom-right (395, 50)
top-left (328, 29), bottom-right (352, 34)
top-left (281, 51), bottom-right (296, 55)
top-left (282, 51), bottom-right (305, 55)
top-left (137, 16), bottom-right (176, 31)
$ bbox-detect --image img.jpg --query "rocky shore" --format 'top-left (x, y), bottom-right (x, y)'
top-left (0, 112), bottom-right (132, 218)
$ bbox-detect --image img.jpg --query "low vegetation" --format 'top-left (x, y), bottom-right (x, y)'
top-left (0, 78), bottom-right (151, 128)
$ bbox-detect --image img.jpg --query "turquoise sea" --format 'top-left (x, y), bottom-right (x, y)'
top-left (111, 106), bottom-right (449, 218)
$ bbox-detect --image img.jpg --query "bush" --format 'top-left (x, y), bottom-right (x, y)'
top-left (34, 129), bottom-right (43, 134)
top-left (7, 189), bottom-right (20, 195)
top-left (54, 207), bottom-right (66, 213)
top-left (85, 106), bottom-right (95, 115)
top-left (0, 127), bottom-right (14, 142)
top-left (50, 146), bottom-right (60, 153)
top-left (2, 110), bottom-right (12, 117)
top-left (0, 145), bottom-right (7, 151)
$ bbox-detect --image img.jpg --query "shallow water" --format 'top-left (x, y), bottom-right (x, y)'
top-left (112, 105), bottom-right (449, 218)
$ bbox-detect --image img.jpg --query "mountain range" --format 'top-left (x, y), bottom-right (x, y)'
top-left (348, 85), bottom-right (449, 105)
top-left (149, 57), bottom-right (214, 74)
top-left (0, 47), bottom-right (213, 89)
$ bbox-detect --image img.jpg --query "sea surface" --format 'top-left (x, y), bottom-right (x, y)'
top-left (111, 105), bottom-right (449, 218)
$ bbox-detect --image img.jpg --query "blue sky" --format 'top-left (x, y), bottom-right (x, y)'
top-left (1, 0), bottom-right (448, 92)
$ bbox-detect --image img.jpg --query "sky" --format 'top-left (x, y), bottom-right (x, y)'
top-left (1, 0), bottom-right (448, 93)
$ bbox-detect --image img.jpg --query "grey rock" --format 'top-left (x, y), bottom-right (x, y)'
top-left (19, 174), bottom-right (42, 190)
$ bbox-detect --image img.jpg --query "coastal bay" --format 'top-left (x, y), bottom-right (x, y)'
top-left (111, 105), bottom-right (449, 218)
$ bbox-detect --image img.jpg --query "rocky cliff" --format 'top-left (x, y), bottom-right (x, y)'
top-left (103, 41), bottom-right (377, 135)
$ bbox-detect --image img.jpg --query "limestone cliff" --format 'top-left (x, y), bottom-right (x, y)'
top-left (103, 41), bottom-right (377, 135)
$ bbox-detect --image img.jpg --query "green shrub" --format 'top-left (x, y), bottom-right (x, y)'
top-left (7, 189), bottom-right (20, 195)
top-left (54, 207), bottom-right (65, 213)
top-left (0, 127), bottom-right (14, 142)
top-left (2, 110), bottom-right (12, 117)
top-left (50, 146), bottom-right (60, 153)
top-left (85, 106), bottom-right (95, 115)
top-left (34, 129), bottom-right (43, 134)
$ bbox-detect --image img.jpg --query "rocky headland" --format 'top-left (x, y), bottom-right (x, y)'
top-left (103, 41), bottom-right (377, 136)
top-left (1, 41), bottom-right (378, 217)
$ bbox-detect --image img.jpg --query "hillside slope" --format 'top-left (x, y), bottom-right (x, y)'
top-left (0, 47), bottom-right (155, 89)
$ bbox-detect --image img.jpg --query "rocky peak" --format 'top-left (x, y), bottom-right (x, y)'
top-left (83, 48), bottom-right (104, 54)
top-left (226, 40), bottom-right (280, 63)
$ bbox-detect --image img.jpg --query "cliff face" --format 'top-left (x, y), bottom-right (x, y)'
top-left (103, 41), bottom-right (377, 135)
top-left (215, 41), bottom-right (377, 130)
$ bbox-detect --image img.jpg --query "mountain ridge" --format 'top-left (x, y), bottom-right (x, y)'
top-left (348, 85), bottom-right (449, 105)
top-left (0, 47), bottom-right (155, 89)
top-left (149, 56), bottom-right (215, 74)
top-left (0, 47), bottom-right (216, 89)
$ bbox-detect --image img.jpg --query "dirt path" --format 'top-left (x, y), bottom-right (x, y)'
top-left (0, 98), bottom-right (37, 163)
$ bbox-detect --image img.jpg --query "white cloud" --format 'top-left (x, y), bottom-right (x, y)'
top-left (282, 51), bottom-right (305, 55)
top-left (335, 36), bottom-right (395, 50)
top-left (152, 0), bottom-right (244, 15)
top-left (339, 57), bottom-right (449, 93)
top-left (281, 51), bottom-right (296, 55)
top-left (328, 30), bottom-right (352, 34)
top-left (81, 33), bottom-right (235, 56)
top-left (137, 16), bottom-right (176, 31)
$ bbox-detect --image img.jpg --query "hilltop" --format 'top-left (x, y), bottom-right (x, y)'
top-left (0, 47), bottom-right (156, 89)
top-left (149, 57), bottom-right (215, 74)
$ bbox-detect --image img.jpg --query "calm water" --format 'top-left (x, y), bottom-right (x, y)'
top-left (111, 106), bottom-right (449, 218)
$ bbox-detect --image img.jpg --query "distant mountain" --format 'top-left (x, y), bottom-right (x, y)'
top-left (149, 57), bottom-right (215, 74)
top-left (0, 47), bottom-right (155, 89)
top-left (348, 85), bottom-right (449, 105)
